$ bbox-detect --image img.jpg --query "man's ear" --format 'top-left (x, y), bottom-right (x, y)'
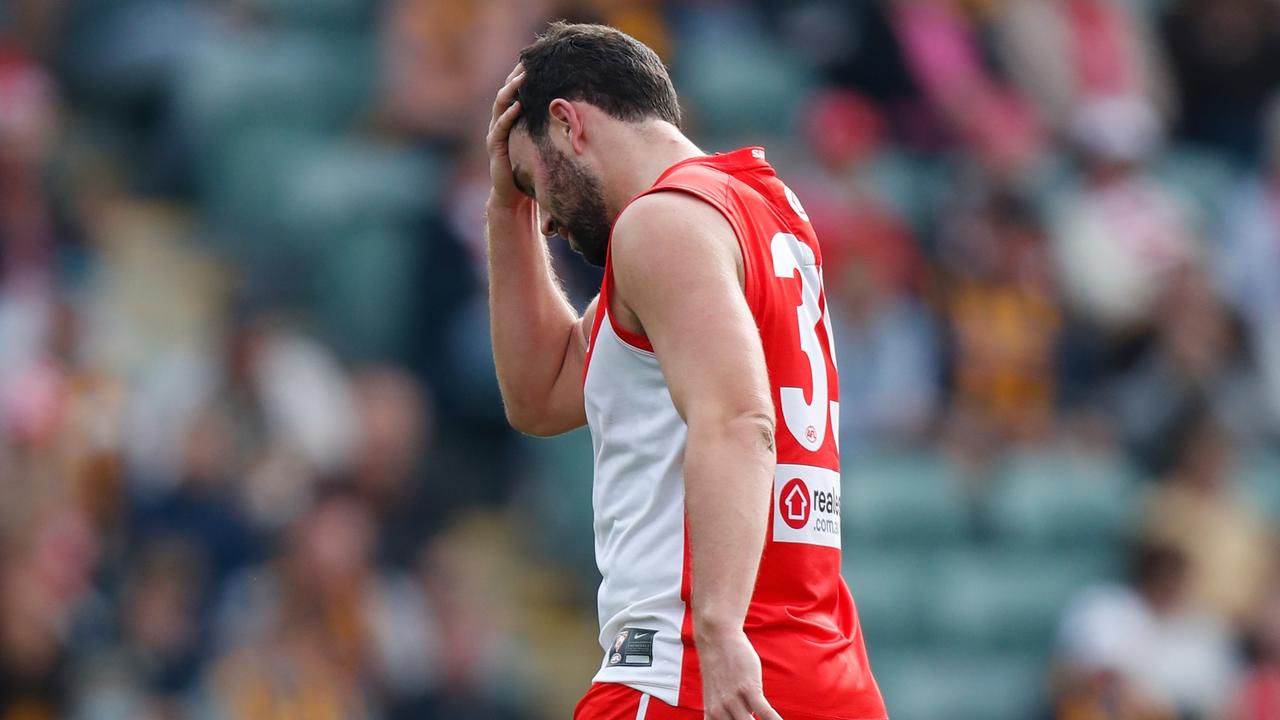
top-left (548, 99), bottom-right (585, 155)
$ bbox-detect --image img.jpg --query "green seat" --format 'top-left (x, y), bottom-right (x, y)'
top-left (989, 449), bottom-right (1140, 546)
top-left (277, 139), bottom-right (439, 239)
top-left (524, 429), bottom-right (598, 582)
top-left (929, 548), bottom-right (1119, 652)
top-left (212, 130), bottom-right (436, 233)
top-left (311, 223), bottom-right (416, 359)
top-left (1155, 147), bottom-right (1235, 222)
top-left (862, 151), bottom-right (950, 237)
top-left (871, 647), bottom-right (1045, 720)
top-left (1238, 449), bottom-right (1280, 522)
top-left (177, 31), bottom-right (373, 154)
top-left (243, 0), bottom-right (371, 28)
top-left (842, 549), bottom-right (935, 646)
top-left (675, 30), bottom-right (812, 136)
top-left (204, 129), bottom-right (325, 246)
top-left (843, 450), bottom-right (970, 546)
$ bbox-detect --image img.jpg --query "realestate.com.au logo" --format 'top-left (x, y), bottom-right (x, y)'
top-left (780, 478), bottom-right (811, 529)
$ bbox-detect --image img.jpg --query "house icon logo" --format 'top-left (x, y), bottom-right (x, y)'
top-left (780, 478), bottom-right (811, 530)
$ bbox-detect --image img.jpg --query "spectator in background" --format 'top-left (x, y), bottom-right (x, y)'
top-left (208, 489), bottom-right (528, 720)
top-left (548, 0), bottom-right (672, 58)
top-left (1217, 95), bottom-right (1280, 440)
top-left (788, 89), bottom-right (939, 449)
top-left (1110, 266), bottom-right (1262, 474)
top-left (889, 0), bottom-right (1045, 175)
top-left (0, 297), bottom-right (125, 538)
top-left (1231, 583), bottom-right (1280, 720)
top-left (70, 539), bottom-right (208, 719)
top-left (996, 0), bottom-right (1176, 137)
top-left (345, 367), bottom-right (444, 568)
top-left (390, 534), bottom-right (531, 720)
top-left (381, 0), bottom-right (548, 143)
top-left (1162, 0), bottom-right (1280, 162)
top-left (0, 508), bottom-right (103, 720)
top-left (769, 0), bottom-right (931, 151)
top-left (207, 491), bottom-right (414, 720)
top-left (0, 46), bottom-right (64, 284)
top-left (1143, 414), bottom-right (1274, 629)
top-left (0, 0), bottom-right (67, 64)
top-left (126, 312), bottom-right (357, 528)
top-left (1053, 543), bottom-right (1239, 720)
top-left (938, 184), bottom-right (1060, 444)
top-left (128, 407), bottom-right (258, 604)
top-left (1049, 97), bottom-right (1198, 337)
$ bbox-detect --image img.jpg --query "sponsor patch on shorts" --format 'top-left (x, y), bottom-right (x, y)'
top-left (606, 628), bottom-right (656, 667)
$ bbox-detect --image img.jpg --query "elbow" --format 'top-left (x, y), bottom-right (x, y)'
top-left (503, 400), bottom-right (561, 438)
top-left (504, 402), bottom-right (544, 436)
top-left (726, 409), bottom-right (776, 456)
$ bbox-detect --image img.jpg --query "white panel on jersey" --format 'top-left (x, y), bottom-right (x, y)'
top-left (584, 312), bottom-right (689, 706)
top-left (772, 464), bottom-right (842, 549)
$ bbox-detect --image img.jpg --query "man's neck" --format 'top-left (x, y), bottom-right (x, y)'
top-left (603, 123), bottom-right (703, 218)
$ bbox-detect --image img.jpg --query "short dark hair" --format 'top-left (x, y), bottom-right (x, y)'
top-left (516, 22), bottom-right (681, 140)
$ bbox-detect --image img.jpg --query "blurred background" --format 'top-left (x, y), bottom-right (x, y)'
top-left (0, 0), bottom-right (1278, 718)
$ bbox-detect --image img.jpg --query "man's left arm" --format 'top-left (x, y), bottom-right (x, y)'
top-left (611, 192), bottom-right (783, 720)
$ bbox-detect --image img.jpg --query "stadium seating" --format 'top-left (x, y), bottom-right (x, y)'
top-left (673, 19), bottom-right (812, 136)
top-left (241, 0), bottom-right (371, 28)
top-left (1239, 448), bottom-right (1280, 522)
top-left (524, 429), bottom-right (600, 589)
top-left (929, 547), bottom-right (1121, 651)
top-left (869, 647), bottom-right (1046, 720)
top-left (842, 449), bottom-right (971, 546)
top-left (842, 548), bottom-right (937, 646)
top-left (840, 446), bottom-right (1133, 716)
top-left (176, 31), bottom-right (373, 156)
top-left (1155, 146), bottom-right (1238, 223)
top-left (987, 448), bottom-right (1141, 546)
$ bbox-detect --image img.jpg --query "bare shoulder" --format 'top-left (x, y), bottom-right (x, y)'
top-left (610, 191), bottom-right (742, 289)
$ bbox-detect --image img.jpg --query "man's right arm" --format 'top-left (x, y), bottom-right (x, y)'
top-left (485, 65), bottom-right (590, 437)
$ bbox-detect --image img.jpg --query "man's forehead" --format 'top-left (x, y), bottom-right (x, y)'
top-left (507, 129), bottom-right (538, 194)
top-left (508, 126), bottom-right (536, 164)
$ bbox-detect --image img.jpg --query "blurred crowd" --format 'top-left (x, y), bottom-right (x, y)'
top-left (0, 0), bottom-right (1278, 719)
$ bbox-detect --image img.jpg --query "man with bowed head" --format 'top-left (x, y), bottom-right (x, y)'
top-left (484, 21), bottom-right (886, 720)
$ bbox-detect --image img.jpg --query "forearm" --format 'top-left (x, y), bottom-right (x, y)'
top-left (685, 411), bottom-right (777, 640)
top-left (486, 198), bottom-right (579, 415)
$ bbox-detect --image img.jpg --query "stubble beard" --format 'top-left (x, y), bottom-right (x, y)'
top-left (541, 144), bottom-right (612, 268)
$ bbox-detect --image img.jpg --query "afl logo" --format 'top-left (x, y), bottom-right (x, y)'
top-left (780, 478), bottom-right (811, 529)
top-left (783, 185), bottom-right (811, 223)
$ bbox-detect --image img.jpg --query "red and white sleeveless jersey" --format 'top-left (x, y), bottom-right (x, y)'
top-left (581, 147), bottom-right (886, 719)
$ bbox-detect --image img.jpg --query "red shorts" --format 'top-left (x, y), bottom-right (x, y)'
top-left (574, 683), bottom-right (701, 720)
top-left (575, 681), bottom-right (886, 720)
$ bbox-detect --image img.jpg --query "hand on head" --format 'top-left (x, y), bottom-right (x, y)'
top-left (486, 63), bottom-right (528, 211)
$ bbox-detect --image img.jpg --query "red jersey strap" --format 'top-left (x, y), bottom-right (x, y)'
top-left (628, 149), bottom-right (770, 317)
top-left (587, 147), bottom-right (775, 374)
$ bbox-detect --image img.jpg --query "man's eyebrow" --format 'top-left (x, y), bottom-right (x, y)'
top-left (511, 166), bottom-right (535, 198)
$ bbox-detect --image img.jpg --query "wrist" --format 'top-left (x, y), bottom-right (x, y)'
top-left (693, 613), bottom-right (742, 644)
top-left (486, 192), bottom-right (530, 217)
